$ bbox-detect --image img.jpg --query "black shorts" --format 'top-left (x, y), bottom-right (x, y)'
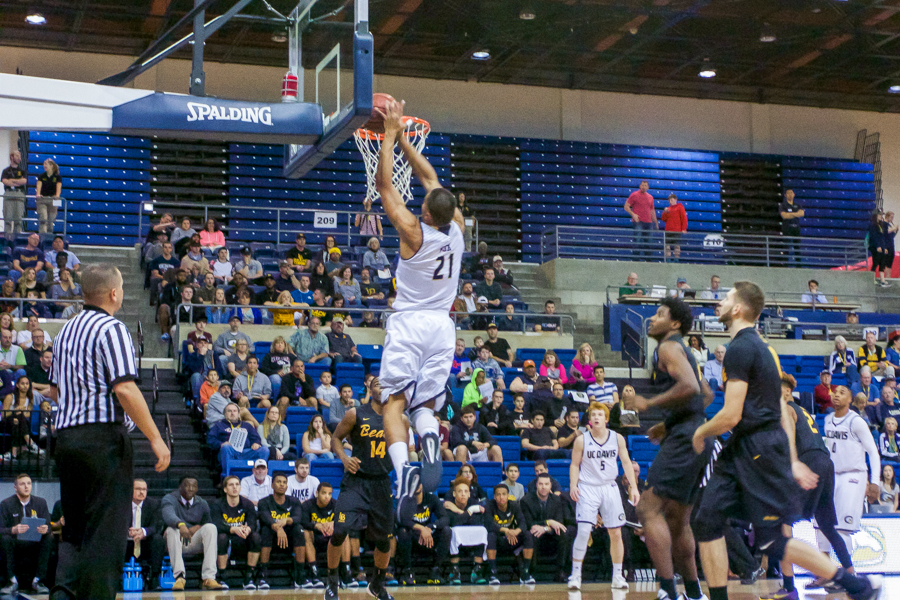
top-left (666, 232), bottom-right (682, 245)
top-left (886, 250), bottom-right (895, 268)
top-left (797, 450), bottom-right (837, 528)
top-left (487, 530), bottom-right (533, 552)
top-left (218, 530), bottom-right (262, 555)
top-left (694, 428), bottom-right (800, 540)
top-left (334, 474), bottom-right (394, 542)
top-left (261, 522), bottom-right (304, 549)
top-left (647, 418), bottom-right (712, 505)
top-left (871, 251), bottom-right (891, 271)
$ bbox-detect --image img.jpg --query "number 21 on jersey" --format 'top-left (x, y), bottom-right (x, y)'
top-left (432, 254), bottom-right (454, 280)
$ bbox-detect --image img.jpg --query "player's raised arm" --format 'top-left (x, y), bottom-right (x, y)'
top-left (375, 99), bottom-right (422, 255)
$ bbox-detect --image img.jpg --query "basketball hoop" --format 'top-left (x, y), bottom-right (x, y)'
top-left (354, 117), bottom-right (430, 204)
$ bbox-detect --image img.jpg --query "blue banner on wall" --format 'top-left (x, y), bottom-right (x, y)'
top-left (111, 93), bottom-right (324, 143)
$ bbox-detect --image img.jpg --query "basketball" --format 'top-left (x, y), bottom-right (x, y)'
top-left (362, 92), bottom-right (396, 134)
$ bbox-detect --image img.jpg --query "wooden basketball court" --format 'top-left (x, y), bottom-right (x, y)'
top-left (48, 577), bottom-right (893, 599)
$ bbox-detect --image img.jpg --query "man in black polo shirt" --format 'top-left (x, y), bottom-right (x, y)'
top-left (27, 349), bottom-right (52, 396)
top-left (520, 412), bottom-right (567, 460)
top-left (1, 151), bottom-right (27, 240)
top-left (483, 323), bottom-right (513, 367)
top-left (779, 189), bottom-right (804, 266)
top-left (474, 268), bottom-right (503, 308)
top-left (532, 300), bottom-right (561, 333)
top-left (325, 321), bottom-right (361, 365)
top-left (23, 329), bottom-right (50, 372)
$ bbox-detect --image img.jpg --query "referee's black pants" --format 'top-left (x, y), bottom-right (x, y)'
top-left (55, 423), bottom-right (133, 600)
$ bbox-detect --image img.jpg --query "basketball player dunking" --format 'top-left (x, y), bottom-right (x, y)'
top-left (690, 282), bottom-right (880, 600)
top-left (759, 374), bottom-right (859, 600)
top-left (631, 297), bottom-right (714, 600)
top-left (374, 98), bottom-right (465, 522)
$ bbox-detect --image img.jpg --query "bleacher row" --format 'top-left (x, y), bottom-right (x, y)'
top-left (23, 131), bottom-right (875, 260)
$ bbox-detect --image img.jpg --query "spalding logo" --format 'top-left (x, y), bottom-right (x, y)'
top-left (186, 102), bottom-right (274, 126)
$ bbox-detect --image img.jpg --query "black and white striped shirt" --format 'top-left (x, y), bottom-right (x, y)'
top-left (51, 305), bottom-right (138, 430)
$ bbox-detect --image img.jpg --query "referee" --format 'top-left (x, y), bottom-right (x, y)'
top-left (48, 264), bottom-right (170, 600)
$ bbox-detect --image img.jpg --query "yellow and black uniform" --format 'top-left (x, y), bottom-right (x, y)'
top-left (694, 328), bottom-right (799, 549)
top-left (484, 499), bottom-right (532, 554)
top-left (333, 402), bottom-right (393, 545)
top-left (396, 492), bottom-right (450, 571)
top-left (786, 401), bottom-right (837, 525)
top-left (287, 247), bottom-right (312, 269)
top-left (258, 495), bottom-right (303, 549)
top-left (857, 343), bottom-right (885, 372)
top-left (211, 496), bottom-right (261, 556)
top-left (645, 333), bottom-right (713, 505)
top-left (301, 497), bottom-right (337, 551)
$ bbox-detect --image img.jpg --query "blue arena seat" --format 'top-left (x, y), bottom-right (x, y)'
top-left (494, 436), bottom-right (522, 463)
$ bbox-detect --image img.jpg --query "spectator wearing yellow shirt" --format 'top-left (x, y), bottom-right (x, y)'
top-left (266, 291), bottom-right (304, 327)
top-left (858, 330), bottom-right (887, 376)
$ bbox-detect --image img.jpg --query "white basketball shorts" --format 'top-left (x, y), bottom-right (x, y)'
top-left (379, 309), bottom-right (455, 412)
top-left (575, 482), bottom-right (626, 529)
top-left (832, 470), bottom-right (867, 533)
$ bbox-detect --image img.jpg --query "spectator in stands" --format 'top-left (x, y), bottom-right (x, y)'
top-left (16, 268), bottom-right (45, 301)
top-left (814, 370), bottom-right (836, 413)
top-left (473, 347), bottom-right (505, 390)
top-left (876, 387), bottom-right (900, 431)
top-left (144, 231), bottom-right (169, 263)
top-left (240, 458), bottom-right (273, 507)
top-left (199, 218), bottom-right (225, 257)
top-left (660, 193), bottom-right (687, 262)
top-left (480, 389), bottom-right (513, 436)
top-left (703, 344), bottom-right (726, 390)
top-left (207, 288), bottom-right (229, 324)
top-left (495, 303), bottom-right (522, 332)
top-left (316, 235), bottom-right (337, 265)
top-left (233, 355), bottom-right (273, 410)
top-left (44, 236), bottom-right (79, 274)
top-left (26, 349), bottom-right (51, 396)
top-left (165, 285), bottom-right (204, 339)
top-left (206, 382), bottom-right (253, 427)
top-left (48, 267), bottom-right (81, 315)
top-left (887, 330), bottom-right (900, 371)
top-left (2, 375), bottom-right (40, 459)
top-left (193, 272), bottom-right (216, 305)
top-left (510, 360), bottom-right (555, 416)
top-left (451, 338), bottom-right (472, 386)
top-left (0, 316), bottom-right (19, 347)
top-left (556, 408), bottom-right (581, 453)
top-left (325, 383), bottom-right (357, 428)
top-left (10, 234), bottom-right (46, 284)
top-left (278, 358), bottom-right (317, 408)
top-left (0, 473), bottom-right (51, 594)
top-left (851, 366), bottom-right (880, 406)
top-left (491, 256), bottom-right (513, 287)
top-left (214, 316), bottom-right (252, 371)
top-left (323, 249), bottom-right (343, 279)
top-left (266, 291), bottom-right (304, 327)
top-left (510, 394), bottom-right (531, 432)
top-left (698, 275), bottom-right (726, 301)
top-left (259, 337), bottom-right (294, 392)
top-left (539, 350), bottom-right (568, 386)
top-left (830, 335), bottom-right (858, 383)
top-left (468, 337), bottom-right (484, 361)
top-left (464, 241), bottom-right (492, 279)
top-left (170, 217), bottom-right (196, 252)
top-left (302, 414), bottom-right (334, 461)
top-left (852, 392), bottom-right (877, 430)
top-left (21, 290), bottom-right (48, 320)
top-left (686, 335), bottom-right (707, 368)
top-left (462, 368), bottom-right (491, 409)
top-left (161, 477), bottom-right (224, 591)
top-left (184, 337), bottom-right (214, 400)
top-left (521, 412), bottom-right (567, 460)
top-left (289, 273), bottom-right (314, 306)
top-left (869, 211), bottom-right (892, 287)
top-left (483, 323), bottom-right (513, 367)
top-left (0, 330), bottom-right (26, 382)
top-left (533, 300), bottom-right (560, 333)
top-left (363, 238), bottom-right (390, 276)
top-left (879, 417), bottom-right (900, 462)
top-left (305, 289), bottom-right (332, 326)
top-left (624, 181), bottom-right (658, 260)
top-left (146, 213), bottom-right (176, 246)
top-left (286, 234), bottom-right (312, 273)
top-left (358, 268), bottom-right (384, 306)
top-left (858, 330), bottom-right (887, 375)
top-left (0, 281), bottom-right (18, 317)
top-left (502, 464), bottom-right (525, 502)
top-left (610, 387), bottom-right (640, 432)
top-left (290, 317), bottom-right (331, 367)
top-left (333, 266), bottom-right (362, 307)
top-left (457, 193), bottom-right (474, 251)
top-left (586, 365), bottom-right (618, 405)
top-left (619, 272), bottom-right (644, 298)
top-left (208, 403), bottom-right (269, 472)
top-left (229, 289), bottom-right (263, 325)
top-left (800, 279), bottom-right (828, 304)
top-left (443, 477), bottom-right (488, 584)
top-left (875, 465), bottom-right (899, 514)
top-left (451, 405), bottom-right (502, 463)
top-left (34, 158), bottom-right (61, 235)
top-left (886, 211), bottom-right (898, 278)
top-left (325, 320), bottom-right (361, 364)
top-left (126, 478), bottom-right (164, 592)
top-left (274, 260), bottom-right (301, 294)
top-left (225, 338), bottom-right (252, 380)
top-left (780, 189), bottom-right (804, 266)
top-left (259, 407), bottom-right (295, 461)
top-left (521, 473), bottom-right (573, 582)
top-left (355, 198), bottom-right (383, 241)
top-left (234, 247), bottom-right (263, 284)
top-left (1, 151), bottom-right (27, 240)
top-left (180, 240), bottom-right (210, 277)
top-left (670, 277), bottom-right (692, 299)
top-left (248, 274), bottom-right (275, 306)
top-left (475, 268), bottom-right (503, 309)
top-left (568, 343), bottom-right (597, 391)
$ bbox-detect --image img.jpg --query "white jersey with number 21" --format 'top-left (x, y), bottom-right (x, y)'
top-left (393, 221), bottom-right (464, 313)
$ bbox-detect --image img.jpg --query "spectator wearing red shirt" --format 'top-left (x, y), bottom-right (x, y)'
top-left (814, 370), bottom-right (836, 413)
top-left (624, 181), bottom-right (658, 260)
top-left (661, 193), bottom-right (687, 262)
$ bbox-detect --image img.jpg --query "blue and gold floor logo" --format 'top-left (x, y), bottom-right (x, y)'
top-left (847, 525), bottom-right (887, 568)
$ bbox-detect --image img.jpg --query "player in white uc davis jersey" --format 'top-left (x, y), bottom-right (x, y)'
top-left (568, 403), bottom-right (640, 591)
top-left (373, 98), bottom-right (466, 527)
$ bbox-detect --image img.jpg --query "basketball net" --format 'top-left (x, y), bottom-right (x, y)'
top-left (354, 117), bottom-right (430, 204)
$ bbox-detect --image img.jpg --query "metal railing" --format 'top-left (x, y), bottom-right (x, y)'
top-left (138, 200), bottom-right (480, 249)
top-left (540, 225), bottom-right (868, 270)
top-left (0, 194), bottom-right (69, 237)
top-left (761, 319), bottom-right (900, 341)
top-left (136, 321), bottom-right (144, 383)
top-left (151, 364), bottom-right (159, 416)
top-left (0, 296), bottom-right (81, 318)
top-left (163, 412), bottom-right (173, 490)
top-left (621, 308), bottom-right (645, 373)
top-left (172, 302), bottom-right (575, 367)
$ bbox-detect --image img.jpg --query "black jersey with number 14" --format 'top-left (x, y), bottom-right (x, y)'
top-left (349, 402), bottom-right (391, 477)
top-left (650, 333), bottom-right (706, 428)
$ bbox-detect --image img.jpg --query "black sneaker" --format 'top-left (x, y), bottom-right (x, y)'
top-left (740, 566), bottom-right (765, 585)
top-left (326, 575), bottom-right (340, 600)
top-left (32, 579), bottom-right (49, 594)
top-left (396, 464), bottom-right (421, 527)
top-left (312, 577), bottom-right (325, 589)
top-left (401, 571), bottom-right (415, 586)
top-left (302, 577), bottom-right (315, 589)
top-left (341, 565), bottom-right (353, 589)
top-left (519, 572), bottom-right (536, 585)
top-left (367, 581), bottom-right (395, 600)
top-left (1, 579), bottom-right (18, 595)
top-left (848, 574), bottom-right (883, 600)
top-left (426, 566), bottom-right (443, 585)
top-left (256, 572), bottom-right (270, 590)
top-left (449, 566), bottom-right (462, 585)
top-left (419, 431), bottom-right (443, 492)
top-left (488, 570), bottom-right (500, 585)
top-left (242, 572), bottom-right (256, 590)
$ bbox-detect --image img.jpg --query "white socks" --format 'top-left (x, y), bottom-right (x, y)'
top-left (613, 564), bottom-right (623, 580)
top-left (411, 408), bottom-right (439, 438)
top-left (388, 442), bottom-right (409, 477)
top-left (571, 561), bottom-right (583, 578)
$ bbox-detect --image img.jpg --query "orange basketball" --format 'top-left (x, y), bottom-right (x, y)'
top-left (362, 93), bottom-right (396, 134)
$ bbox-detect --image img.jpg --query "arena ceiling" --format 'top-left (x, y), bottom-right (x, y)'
top-left (4, 0), bottom-right (900, 112)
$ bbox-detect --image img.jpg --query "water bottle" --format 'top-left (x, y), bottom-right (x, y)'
top-left (122, 558), bottom-right (138, 592)
top-left (159, 557), bottom-right (175, 590)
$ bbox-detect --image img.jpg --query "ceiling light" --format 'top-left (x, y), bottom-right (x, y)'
top-left (759, 23), bottom-right (776, 43)
top-left (25, 13), bottom-right (46, 25)
top-left (519, 6), bottom-right (536, 20)
top-left (889, 85), bottom-right (900, 93)
top-left (471, 50), bottom-right (491, 60)
top-left (698, 59), bottom-right (716, 78)
top-left (271, 32), bottom-right (287, 43)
